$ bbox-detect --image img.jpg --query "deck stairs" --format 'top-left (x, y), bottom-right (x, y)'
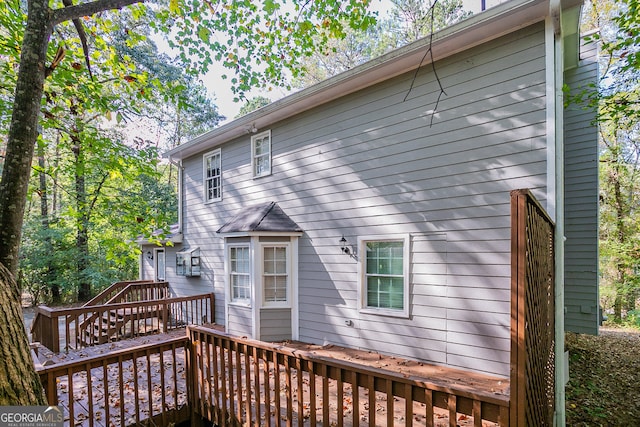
top-left (81, 307), bottom-right (161, 345)
top-left (77, 281), bottom-right (167, 347)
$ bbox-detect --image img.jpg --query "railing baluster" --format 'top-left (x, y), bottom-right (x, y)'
top-left (425, 389), bottom-right (433, 427)
top-left (159, 346), bottom-right (167, 426)
top-left (386, 379), bottom-right (394, 426)
top-left (273, 349), bottom-right (281, 427)
top-left (118, 354), bottom-right (125, 424)
top-left (321, 363), bottom-right (329, 425)
top-left (473, 399), bottom-right (482, 427)
top-left (86, 361), bottom-right (94, 427)
top-left (198, 336), bottom-right (206, 418)
top-left (236, 342), bottom-right (243, 423)
top-left (133, 349), bottom-right (140, 425)
top-left (405, 383), bottom-right (413, 427)
top-left (285, 355), bottom-right (293, 427)
top-left (352, 371), bottom-right (359, 427)
top-left (67, 367), bottom-right (74, 426)
top-left (220, 339), bottom-right (228, 427)
top-left (212, 336), bottom-right (221, 425)
top-left (309, 360), bottom-right (316, 426)
top-left (367, 374), bottom-right (375, 426)
top-left (146, 348), bottom-right (153, 420)
top-left (263, 348), bottom-right (271, 426)
top-left (296, 357), bottom-right (304, 427)
top-left (206, 333), bottom-right (214, 422)
top-left (245, 345), bottom-right (253, 425)
top-left (102, 359), bottom-right (109, 423)
top-left (253, 346), bottom-right (262, 427)
top-left (337, 367), bottom-right (344, 427)
top-left (448, 394), bottom-right (457, 427)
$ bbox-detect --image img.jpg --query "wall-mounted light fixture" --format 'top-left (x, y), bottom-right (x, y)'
top-left (146, 250), bottom-right (153, 260)
top-left (339, 236), bottom-right (357, 259)
top-left (245, 124), bottom-right (258, 134)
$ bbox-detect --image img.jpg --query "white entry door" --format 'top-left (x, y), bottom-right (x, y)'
top-left (155, 249), bottom-right (165, 281)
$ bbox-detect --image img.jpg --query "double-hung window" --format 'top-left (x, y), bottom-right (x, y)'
top-left (204, 149), bottom-right (221, 202)
top-left (360, 236), bottom-right (410, 317)
top-left (251, 130), bottom-right (271, 178)
top-left (230, 246), bottom-right (250, 303)
top-left (263, 245), bottom-right (288, 305)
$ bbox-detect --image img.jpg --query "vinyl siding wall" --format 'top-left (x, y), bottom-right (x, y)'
top-left (563, 37), bottom-right (599, 334)
top-left (171, 22), bottom-right (548, 377)
top-left (260, 308), bottom-right (292, 342)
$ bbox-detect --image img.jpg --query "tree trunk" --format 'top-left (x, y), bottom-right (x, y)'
top-left (0, 0), bottom-right (53, 276)
top-left (38, 147), bottom-right (60, 303)
top-left (0, 263), bottom-right (46, 405)
top-left (73, 141), bottom-right (91, 301)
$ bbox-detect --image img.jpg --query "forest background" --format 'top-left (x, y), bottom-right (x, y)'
top-left (1, 0), bottom-right (639, 328)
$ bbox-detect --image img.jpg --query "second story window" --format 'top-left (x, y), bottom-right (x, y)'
top-left (252, 130), bottom-right (271, 178)
top-left (204, 149), bottom-right (221, 202)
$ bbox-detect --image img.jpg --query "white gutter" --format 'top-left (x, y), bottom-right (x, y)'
top-left (164, 0), bottom-right (552, 162)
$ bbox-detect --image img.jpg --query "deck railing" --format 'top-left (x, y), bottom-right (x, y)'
top-left (36, 336), bottom-right (190, 427)
top-left (102, 281), bottom-right (169, 304)
top-left (83, 280), bottom-right (157, 307)
top-left (31, 293), bottom-right (214, 353)
top-left (188, 325), bottom-right (510, 426)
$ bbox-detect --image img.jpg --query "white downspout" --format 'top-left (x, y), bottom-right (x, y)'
top-left (547, 0), bottom-right (566, 425)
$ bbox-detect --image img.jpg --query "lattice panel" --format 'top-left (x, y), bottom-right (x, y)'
top-left (510, 189), bottom-right (556, 427)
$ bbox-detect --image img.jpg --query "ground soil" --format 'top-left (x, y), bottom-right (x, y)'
top-left (565, 327), bottom-right (640, 426)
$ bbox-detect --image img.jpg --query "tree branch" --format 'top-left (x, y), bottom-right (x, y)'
top-left (51, 0), bottom-right (144, 27)
top-left (62, 0), bottom-right (94, 80)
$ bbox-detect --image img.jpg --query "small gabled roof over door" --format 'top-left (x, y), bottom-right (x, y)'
top-left (217, 202), bottom-right (303, 235)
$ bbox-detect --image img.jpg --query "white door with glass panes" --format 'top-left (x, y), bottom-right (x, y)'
top-left (155, 249), bottom-right (165, 282)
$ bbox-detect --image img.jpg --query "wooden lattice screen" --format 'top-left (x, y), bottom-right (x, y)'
top-left (510, 189), bottom-right (556, 427)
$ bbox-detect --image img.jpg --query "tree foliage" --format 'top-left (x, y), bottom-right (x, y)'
top-left (578, 0), bottom-right (640, 321)
top-left (236, 96), bottom-right (272, 118)
top-left (291, 0), bottom-right (470, 88)
top-left (0, 0), bottom-right (378, 404)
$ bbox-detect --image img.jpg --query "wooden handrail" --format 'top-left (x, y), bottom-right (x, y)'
top-left (83, 279), bottom-right (154, 307)
top-left (32, 293), bottom-right (215, 352)
top-left (105, 281), bottom-right (169, 304)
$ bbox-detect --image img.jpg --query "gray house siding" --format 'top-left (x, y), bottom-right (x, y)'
top-left (167, 22), bottom-right (549, 378)
top-left (260, 308), bottom-right (292, 342)
top-left (228, 304), bottom-right (252, 337)
top-left (564, 37), bottom-right (599, 334)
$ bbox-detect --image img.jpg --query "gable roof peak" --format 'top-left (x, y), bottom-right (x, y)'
top-left (217, 202), bottom-right (303, 235)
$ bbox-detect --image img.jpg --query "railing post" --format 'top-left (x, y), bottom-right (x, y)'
top-left (51, 311), bottom-right (60, 354)
top-left (162, 299), bottom-right (169, 333)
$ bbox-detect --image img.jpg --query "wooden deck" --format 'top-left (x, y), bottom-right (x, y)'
top-left (34, 325), bottom-right (508, 426)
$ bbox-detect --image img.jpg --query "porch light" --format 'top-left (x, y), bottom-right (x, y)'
top-left (339, 236), bottom-right (351, 255)
top-left (146, 251), bottom-right (153, 260)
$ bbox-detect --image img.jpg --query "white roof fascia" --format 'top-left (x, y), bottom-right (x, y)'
top-left (165, 0), bottom-right (552, 162)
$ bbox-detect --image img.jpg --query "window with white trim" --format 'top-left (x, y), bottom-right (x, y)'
top-left (263, 245), bottom-right (288, 305)
top-left (230, 246), bottom-right (250, 303)
top-left (360, 236), bottom-right (410, 316)
top-left (204, 149), bottom-right (221, 202)
top-left (251, 130), bottom-right (271, 178)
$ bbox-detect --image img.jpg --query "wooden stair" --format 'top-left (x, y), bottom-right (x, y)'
top-left (81, 307), bottom-right (161, 346)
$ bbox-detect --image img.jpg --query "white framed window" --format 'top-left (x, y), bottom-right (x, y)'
top-left (359, 235), bottom-right (410, 318)
top-left (230, 246), bottom-right (250, 303)
top-left (203, 149), bottom-right (221, 202)
top-left (262, 245), bottom-right (289, 306)
top-left (251, 130), bottom-right (271, 178)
